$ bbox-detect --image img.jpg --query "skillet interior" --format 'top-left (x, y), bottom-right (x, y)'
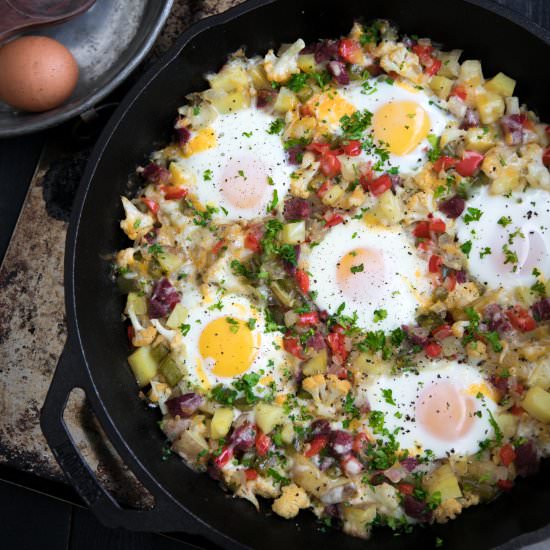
top-left (69, 0), bottom-right (550, 547)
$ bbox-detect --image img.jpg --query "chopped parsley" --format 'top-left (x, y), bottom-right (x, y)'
top-left (226, 317), bottom-right (240, 333)
top-left (340, 109), bottom-right (373, 140)
top-left (178, 323), bottom-right (191, 336)
top-left (267, 118), bottom-right (285, 135)
top-left (498, 215), bottom-right (512, 227)
top-left (267, 189), bottom-right (279, 212)
top-left (381, 388), bottom-right (396, 406)
top-left (531, 280), bottom-right (546, 296)
top-left (373, 309), bottom-right (388, 323)
top-left (502, 244), bottom-right (518, 271)
top-left (460, 240), bottom-right (472, 257)
top-left (203, 169), bottom-right (213, 181)
top-left (350, 263), bottom-right (364, 273)
top-left (479, 246), bottom-right (492, 258)
top-left (463, 207), bottom-right (483, 224)
top-left (287, 72), bottom-right (308, 92)
top-left (426, 134), bottom-right (441, 162)
top-left (247, 318), bottom-right (257, 330)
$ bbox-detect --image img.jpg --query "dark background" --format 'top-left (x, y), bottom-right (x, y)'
top-left (1, 1), bottom-right (548, 548)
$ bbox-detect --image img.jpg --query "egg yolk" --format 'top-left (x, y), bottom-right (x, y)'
top-left (184, 127), bottom-right (217, 156)
top-left (199, 316), bottom-right (256, 377)
top-left (336, 247), bottom-right (385, 299)
top-left (373, 101), bottom-right (430, 156)
top-left (416, 381), bottom-right (476, 441)
top-left (220, 155), bottom-right (270, 210)
top-left (313, 92), bottom-right (356, 131)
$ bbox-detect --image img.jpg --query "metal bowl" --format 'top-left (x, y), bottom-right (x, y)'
top-left (0, 0), bottom-right (173, 137)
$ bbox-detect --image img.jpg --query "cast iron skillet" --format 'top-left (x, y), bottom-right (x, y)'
top-left (40, 0), bottom-right (550, 548)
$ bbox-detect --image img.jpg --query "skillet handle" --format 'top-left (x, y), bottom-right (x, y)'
top-left (40, 339), bottom-right (203, 534)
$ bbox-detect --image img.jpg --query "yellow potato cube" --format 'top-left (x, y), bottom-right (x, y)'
top-left (495, 413), bottom-right (519, 439)
top-left (429, 76), bottom-right (453, 100)
top-left (302, 349), bottom-right (328, 376)
top-left (273, 87), bottom-right (298, 114)
top-left (437, 49), bottom-right (462, 78)
top-left (166, 303), bottom-right (188, 330)
top-left (465, 127), bottom-right (497, 153)
top-left (255, 403), bottom-right (285, 433)
top-left (207, 64), bottom-right (249, 92)
top-left (248, 64), bottom-right (270, 89)
top-left (298, 53), bottom-right (320, 73)
top-left (522, 386), bottom-right (550, 423)
top-left (459, 60), bottom-right (484, 86)
top-left (210, 408), bottom-right (233, 439)
top-left (424, 464), bottom-right (462, 502)
top-left (489, 167), bottom-right (521, 195)
top-left (475, 90), bottom-right (505, 124)
top-left (128, 346), bottom-right (158, 387)
top-left (485, 72), bottom-right (516, 97)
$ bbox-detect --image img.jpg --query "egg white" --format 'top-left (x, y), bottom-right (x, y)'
top-left (455, 186), bottom-right (550, 290)
top-left (363, 360), bottom-right (499, 459)
top-left (302, 219), bottom-right (432, 332)
top-left (177, 294), bottom-right (289, 395)
top-left (173, 107), bottom-right (293, 221)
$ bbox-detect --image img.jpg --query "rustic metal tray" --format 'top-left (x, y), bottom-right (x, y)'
top-left (0, 0), bottom-right (173, 137)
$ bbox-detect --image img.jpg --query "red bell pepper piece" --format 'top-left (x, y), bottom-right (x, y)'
top-left (428, 254), bottom-right (443, 273)
top-left (295, 269), bottom-right (310, 293)
top-left (255, 431), bottom-right (271, 457)
top-left (368, 174), bottom-right (392, 196)
top-left (160, 185), bottom-right (188, 200)
top-left (245, 468), bottom-right (258, 480)
top-left (397, 483), bottom-right (415, 495)
top-left (342, 139), bottom-right (362, 156)
top-left (424, 342), bottom-right (442, 358)
top-left (245, 231), bottom-right (262, 253)
top-left (352, 432), bottom-right (370, 453)
top-left (142, 198), bottom-right (159, 215)
top-left (432, 324), bottom-right (453, 340)
top-left (320, 153), bottom-right (341, 178)
top-left (211, 239), bottom-right (226, 255)
top-left (338, 38), bottom-right (363, 64)
top-left (433, 156), bottom-right (458, 173)
top-left (327, 331), bottom-right (349, 362)
top-left (413, 221), bottom-right (431, 239)
top-left (429, 218), bottom-right (446, 233)
top-left (305, 435), bottom-right (329, 457)
top-left (450, 85), bottom-right (468, 101)
top-left (323, 211), bottom-right (344, 228)
top-left (499, 444), bottom-right (516, 467)
top-left (283, 335), bottom-right (305, 359)
top-left (297, 311), bottom-right (319, 327)
top-left (505, 306), bottom-right (537, 332)
top-left (214, 445), bottom-right (234, 468)
top-left (455, 151), bottom-right (484, 177)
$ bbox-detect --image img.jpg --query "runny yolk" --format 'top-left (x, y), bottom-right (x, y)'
top-left (336, 247), bottom-right (385, 300)
top-left (220, 155), bottom-right (269, 210)
top-left (416, 381), bottom-right (476, 441)
top-left (373, 100), bottom-right (431, 156)
top-left (312, 92), bottom-right (356, 131)
top-left (199, 316), bottom-right (256, 378)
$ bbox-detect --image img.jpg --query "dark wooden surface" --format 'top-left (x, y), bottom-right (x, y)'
top-left (0, 0), bottom-right (548, 549)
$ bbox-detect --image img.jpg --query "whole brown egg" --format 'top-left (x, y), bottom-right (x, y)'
top-left (0, 35), bottom-right (79, 112)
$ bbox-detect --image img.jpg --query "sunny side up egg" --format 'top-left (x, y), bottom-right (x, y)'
top-left (363, 360), bottom-right (499, 459)
top-left (303, 219), bottom-right (432, 332)
top-left (308, 79), bottom-right (454, 175)
top-left (178, 294), bottom-right (289, 395)
top-left (455, 186), bottom-right (550, 289)
top-left (173, 107), bottom-right (294, 221)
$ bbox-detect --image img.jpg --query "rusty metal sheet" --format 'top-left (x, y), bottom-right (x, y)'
top-left (0, 0), bottom-right (244, 498)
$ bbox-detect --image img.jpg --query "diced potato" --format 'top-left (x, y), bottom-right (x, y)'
top-left (209, 89), bottom-right (250, 113)
top-left (522, 386), bottom-right (550, 423)
top-left (159, 355), bottom-right (183, 387)
top-left (255, 403), bottom-right (286, 433)
top-left (490, 166), bottom-right (521, 195)
top-left (210, 407), bottom-right (233, 439)
top-left (495, 413), bottom-right (519, 439)
top-left (302, 349), bottom-right (328, 376)
top-left (126, 292), bottom-right (147, 315)
top-left (128, 346), bottom-right (158, 387)
top-left (287, 116), bottom-right (316, 139)
top-left (476, 90), bottom-right (505, 124)
top-left (485, 72), bottom-right (516, 97)
top-left (292, 454), bottom-right (331, 497)
top-left (371, 189), bottom-right (402, 225)
top-left (437, 49), bottom-right (462, 78)
top-left (459, 60), bottom-right (483, 86)
top-left (439, 126), bottom-right (465, 149)
top-left (465, 127), bottom-right (497, 153)
top-left (248, 63), bottom-right (270, 89)
top-left (343, 506), bottom-right (376, 537)
top-left (424, 464), bottom-right (462, 502)
top-left (529, 362), bottom-right (550, 390)
top-left (273, 87), bottom-right (298, 114)
top-left (166, 303), bottom-right (188, 330)
top-left (281, 423), bottom-right (295, 445)
top-left (505, 96), bottom-right (520, 116)
top-left (157, 251), bottom-right (182, 274)
top-left (351, 353), bottom-right (387, 376)
top-left (270, 280), bottom-right (296, 308)
top-left (429, 76), bottom-right (453, 100)
top-left (321, 184), bottom-right (345, 206)
top-left (172, 429), bottom-right (209, 462)
top-left (297, 53), bottom-right (320, 73)
top-left (207, 63), bottom-right (249, 92)
top-left (281, 221), bottom-right (306, 244)
top-left (169, 162), bottom-right (187, 185)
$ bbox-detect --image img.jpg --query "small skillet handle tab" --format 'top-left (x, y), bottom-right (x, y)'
top-left (40, 339), bottom-right (200, 533)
